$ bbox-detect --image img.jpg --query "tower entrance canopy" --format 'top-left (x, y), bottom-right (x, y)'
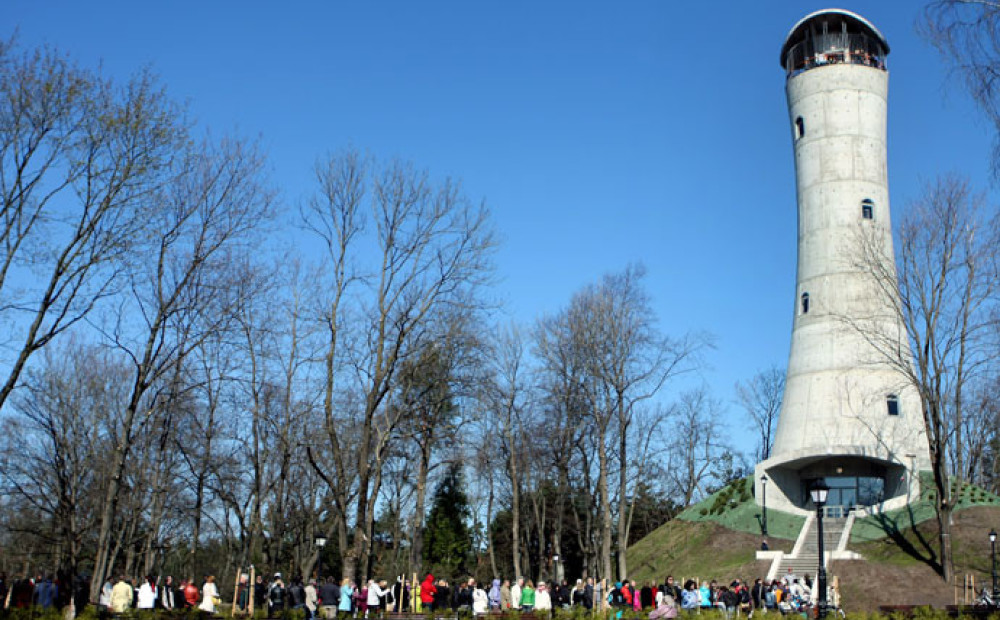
top-left (760, 452), bottom-right (908, 514)
top-left (780, 9), bottom-right (889, 76)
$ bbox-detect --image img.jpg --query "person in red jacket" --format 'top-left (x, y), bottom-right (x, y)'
top-left (419, 575), bottom-right (436, 611)
top-left (183, 579), bottom-right (200, 608)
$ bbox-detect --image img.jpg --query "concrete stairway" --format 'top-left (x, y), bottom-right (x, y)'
top-left (776, 516), bottom-right (847, 578)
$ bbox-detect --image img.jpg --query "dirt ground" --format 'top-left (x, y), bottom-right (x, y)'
top-left (831, 506), bottom-right (1000, 611)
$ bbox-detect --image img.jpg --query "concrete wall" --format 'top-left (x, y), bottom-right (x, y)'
top-left (761, 58), bottom-right (931, 512)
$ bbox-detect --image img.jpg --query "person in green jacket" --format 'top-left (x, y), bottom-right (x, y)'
top-left (521, 581), bottom-right (535, 611)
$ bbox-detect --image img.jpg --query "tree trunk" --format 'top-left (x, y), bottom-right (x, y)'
top-left (409, 441), bottom-right (432, 573)
top-left (616, 406), bottom-right (629, 580)
top-left (597, 425), bottom-right (612, 582)
top-left (508, 439), bottom-right (522, 580)
top-left (487, 475), bottom-right (498, 579)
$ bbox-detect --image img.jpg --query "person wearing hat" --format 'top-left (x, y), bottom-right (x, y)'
top-left (269, 574), bottom-right (286, 614)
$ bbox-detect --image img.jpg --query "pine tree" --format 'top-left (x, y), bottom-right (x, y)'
top-left (422, 462), bottom-right (473, 578)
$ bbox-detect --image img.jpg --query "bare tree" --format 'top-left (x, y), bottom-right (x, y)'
top-left (0, 342), bottom-right (129, 586)
top-left (304, 152), bottom-right (495, 581)
top-left (735, 366), bottom-right (785, 462)
top-left (0, 42), bottom-right (185, 413)
top-left (566, 265), bottom-right (705, 579)
top-left (846, 175), bottom-right (1000, 581)
top-left (924, 1), bottom-right (1000, 173)
top-left (963, 373), bottom-right (1000, 487)
top-left (484, 324), bottom-right (530, 580)
top-left (89, 136), bottom-right (273, 600)
top-left (534, 312), bottom-right (589, 583)
top-left (667, 387), bottom-right (728, 506)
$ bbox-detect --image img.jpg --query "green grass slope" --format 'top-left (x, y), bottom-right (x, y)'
top-left (675, 477), bottom-right (804, 541)
top-left (628, 478), bottom-right (798, 584)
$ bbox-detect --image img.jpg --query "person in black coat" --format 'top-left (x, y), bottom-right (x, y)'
top-left (319, 577), bottom-right (340, 618)
top-left (254, 575), bottom-right (268, 613)
top-left (269, 576), bottom-right (287, 613)
top-left (433, 581), bottom-right (450, 612)
top-left (288, 577), bottom-right (306, 610)
top-left (751, 578), bottom-right (766, 611)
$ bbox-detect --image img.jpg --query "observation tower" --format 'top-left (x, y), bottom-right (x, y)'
top-left (754, 9), bottom-right (931, 516)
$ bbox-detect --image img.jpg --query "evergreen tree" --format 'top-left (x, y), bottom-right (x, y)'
top-left (422, 462), bottom-right (473, 578)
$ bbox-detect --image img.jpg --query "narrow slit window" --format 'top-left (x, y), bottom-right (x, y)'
top-left (887, 394), bottom-right (899, 416)
top-left (801, 292), bottom-right (810, 314)
top-left (862, 198), bottom-right (874, 220)
top-left (795, 116), bottom-right (805, 139)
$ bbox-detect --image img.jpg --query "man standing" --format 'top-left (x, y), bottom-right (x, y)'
top-left (111, 575), bottom-right (133, 613)
top-left (34, 574), bottom-right (57, 609)
top-left (160, 576), bottom-right (175, 610)
top-left (751, 578), bottom-right (765, 613)
top-left (319, 577), bottom-right (340, 619)
top-left (268, 575), bottom-right (286, 614)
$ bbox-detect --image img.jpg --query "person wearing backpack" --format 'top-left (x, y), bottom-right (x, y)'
top-left (607, 582), bottom-right (624, 609)
top-left (736, 582), bottom-right (751, 615)
top-left (764, 583), bottom-right (778, 611)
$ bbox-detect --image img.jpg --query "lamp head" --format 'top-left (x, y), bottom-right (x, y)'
top-left (315, 536), bottom-right (328, 548)
top-left (809, 480), bottom-right (830, 507)
top-left (762, 474), bottom-right (768, 485)
top-left (990, 529), bottom-right (997, 543)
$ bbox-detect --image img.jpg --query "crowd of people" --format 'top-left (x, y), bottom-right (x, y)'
top-left (0, 568), bottom-right (831, 617)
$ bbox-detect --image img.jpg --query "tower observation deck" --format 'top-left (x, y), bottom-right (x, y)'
top-left (780, 9), bottom-right (889, 77)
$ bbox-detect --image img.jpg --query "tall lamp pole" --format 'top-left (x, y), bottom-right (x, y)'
top-left (990, 529), bottom-right (997, 598)
top-left (810, 480), bottom-right (830, 618)
top-left (315, 536), bottom-right (327, 581)
top-left (761, 474), bottom-right (769, 537)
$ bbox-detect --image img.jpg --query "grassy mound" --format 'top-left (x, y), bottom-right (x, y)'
top-left (627, 518), bottom-right (780, 585)
top-left (628, 473), bottom-right (1000, 611)
top-left (628, 478), bottom-right (798, 585)
top-left (675, 477), bottom-right (804, 541)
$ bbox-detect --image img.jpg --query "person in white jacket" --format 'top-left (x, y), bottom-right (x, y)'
top-left (534, 582), bottom-right (552, 616)
top-left (200, 576), bottom-right (219, 613)
top-left (366, 580), bottom-right (383, 617)
top-left (137, 577), bottom-right (157, 609)
top-left (511, 579), bottom-right (522, 611)
top-left (472, 581), bottom-right (488, 615)
top-left (306, 579), bottom-right (319, 620)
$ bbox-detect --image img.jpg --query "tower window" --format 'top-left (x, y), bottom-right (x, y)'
top-left (887, 394), bottom-right (899, 416)
top-left (801, 292), bottom-right (810, 314)
top-left (862, 198), bottom-right (874, 220)
top-left (795, 116), bottom-right (805, 139)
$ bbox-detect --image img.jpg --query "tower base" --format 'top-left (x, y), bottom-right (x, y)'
top-left (755, 447), bottom-right (921, 516)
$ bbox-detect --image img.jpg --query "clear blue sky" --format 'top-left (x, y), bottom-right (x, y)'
top-left (7, 2), bottom-right (994, 456)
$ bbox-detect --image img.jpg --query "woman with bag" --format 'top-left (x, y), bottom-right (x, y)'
top-left (200, 575), bottom-right (219, 613)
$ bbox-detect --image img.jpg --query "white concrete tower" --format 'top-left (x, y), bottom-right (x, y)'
top-left (755, 9), bottom-right (931, 515)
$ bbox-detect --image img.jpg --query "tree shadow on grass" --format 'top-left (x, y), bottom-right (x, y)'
top-left (870, 504), bottom-right (941, 575)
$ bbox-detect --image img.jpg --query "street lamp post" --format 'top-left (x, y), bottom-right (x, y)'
top-left (810, 480), bottom-right (830, 618)
top-left (990, 529), bottom-right (997, 598)
top-left (761, 474), bottom-right (769, 537)
top-left (315, 536), bottom-right (328, 581)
